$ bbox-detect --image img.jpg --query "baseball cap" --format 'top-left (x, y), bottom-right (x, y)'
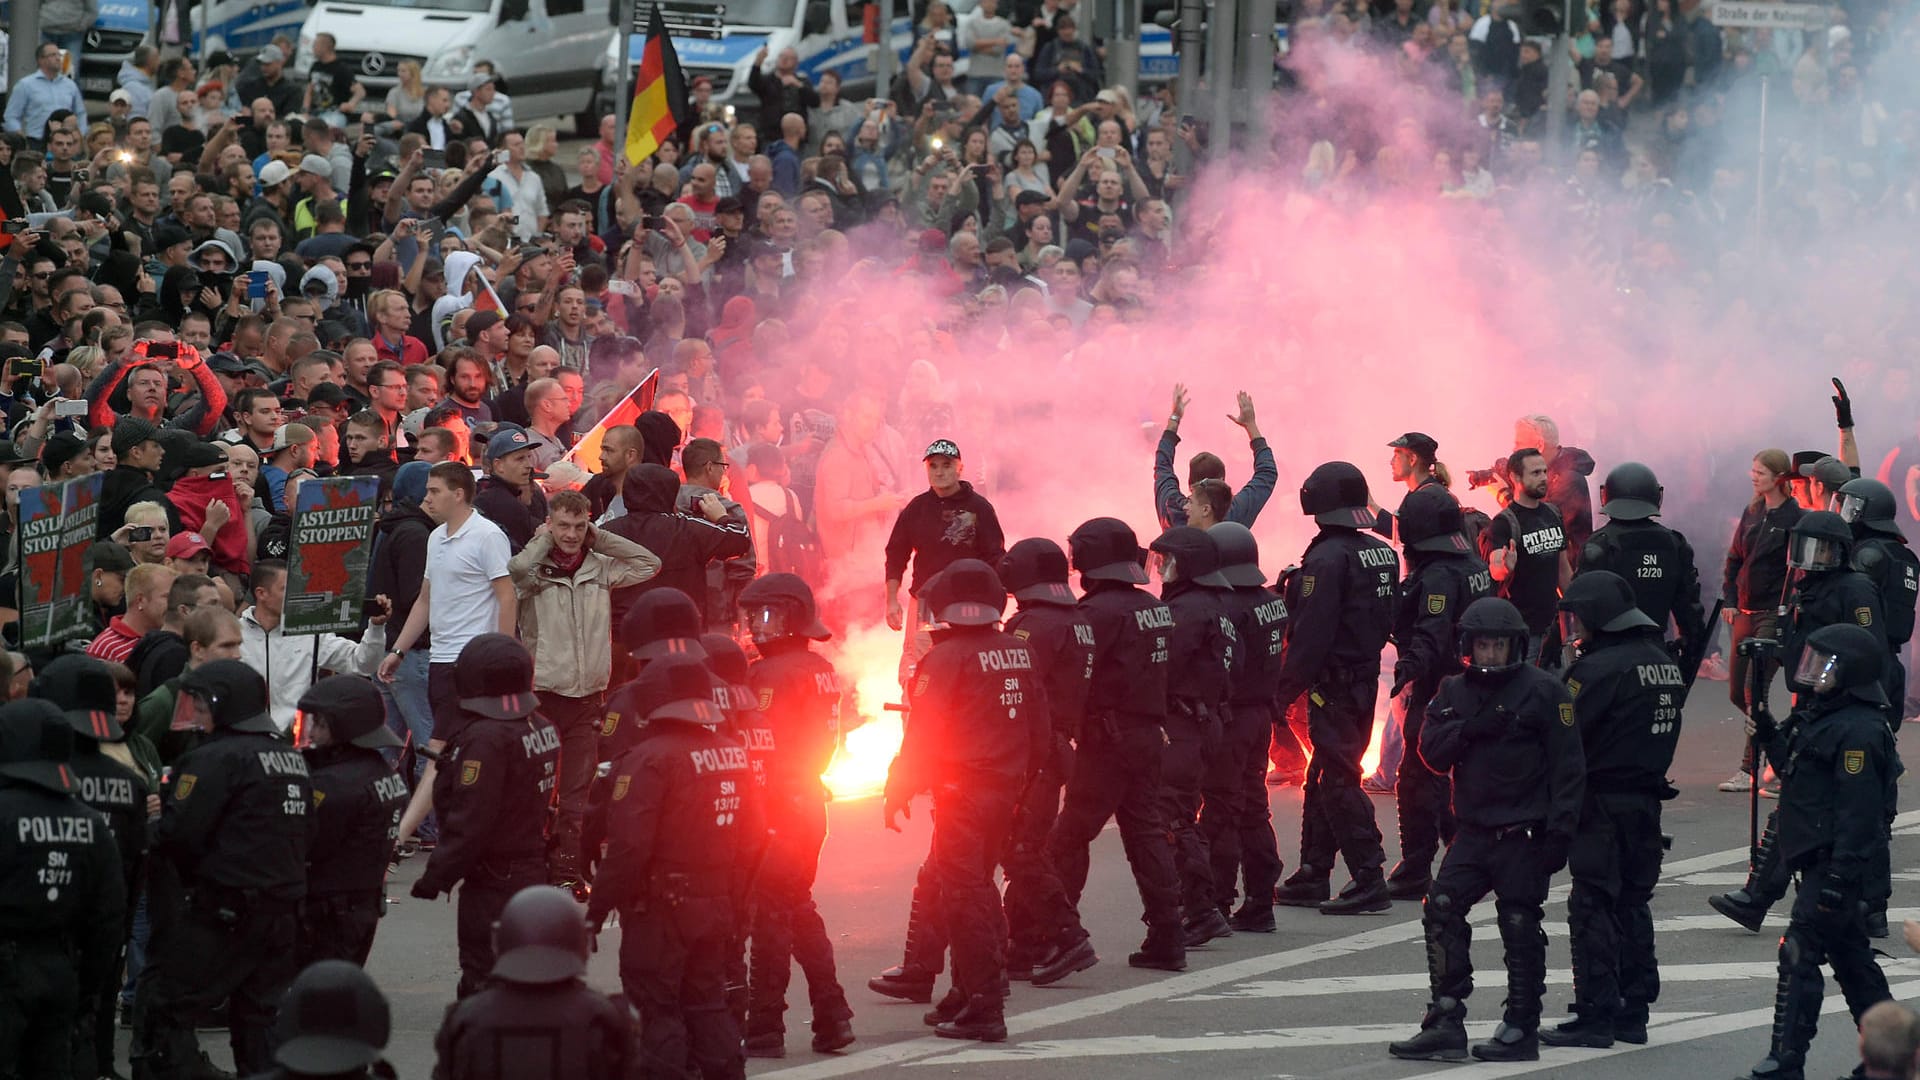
top-left (0, 440), bottom-right (29, 466)
top-left (40, 432), bottom-right (89, 476)
top-left (207, 351), bottom-right (249, 376)
top-left (204, 50), bottom-right (237, 69)
top-left (258, 44), bottom-right (287, 64)
top-left (466, 310), bottom-right (503, 339)
top-left (1014, 189), bottom-right (1050, 207)
top-left (484, 428), bottom-right (534, 462)
top-left (466, 71), bottom-right (496, 91)
top-left (166, 532), bottom-right (212, 560)
top-left (918, 228), bottom-right (948, 254)
top-left (299, 154), bottom-right (333, 179)
top-left (1095, 89), bottom-right (1120, 104)
top-left (1798, 454), bottom-right (1853, 489)
top-left (177, 439), bottom-right (230, 469)
top-left (85, 541), bottom-right (135, 576)
top-left (1389, 432), bottom-right (1439, 459)
top-left (923, 439), bottom-right (961, 460)
top-left (109, 89), bottom-right (134, 105)
top-left (259, 160), bottom-right (293, 187)
top-left (112, 416), bottom-right (160, 457)
top-left (304, 382), bottom-right (349, 409)
top-left (270, 423), bottom-right (317, 453)
top-left (153, 224), bottom-right (192, 253)
top-left (715, 196), bottom-right (745, 215)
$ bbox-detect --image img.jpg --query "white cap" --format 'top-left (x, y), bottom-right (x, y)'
top-left (257, 44), bottom-right (286, 65)
top-left (109, 89), bottom-right (134, 105)
top-left (298, 154), bottom-right (333, 178)
top-left (258, 160), bottom-right (293, 187)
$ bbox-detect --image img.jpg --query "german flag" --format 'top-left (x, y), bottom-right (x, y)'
top-left (563, 368), bottom-right (660, 473)
top-left (626, 5), bottom-right (689, 166)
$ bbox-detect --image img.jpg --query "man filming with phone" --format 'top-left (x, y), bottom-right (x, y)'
top-left (81, 339), bottom-right (229, 438)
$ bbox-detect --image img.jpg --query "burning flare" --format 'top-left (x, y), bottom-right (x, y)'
top-left (822, 623), bottom-right (907, 801)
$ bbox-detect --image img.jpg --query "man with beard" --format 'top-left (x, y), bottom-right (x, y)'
top-left (1483, 447), bottom-right (1572, 658)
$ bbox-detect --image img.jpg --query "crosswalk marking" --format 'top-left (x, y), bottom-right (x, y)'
top-left (1177, 960), bottom-right (1920, 1001)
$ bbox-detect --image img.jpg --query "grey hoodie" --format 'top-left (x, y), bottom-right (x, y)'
top-left (300, 264), bottom-right (340, 308)
top-left (41, 0), bottom-right (98, 35)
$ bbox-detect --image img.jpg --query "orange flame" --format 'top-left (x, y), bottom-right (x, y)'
top-left (822, 623), bottom-right (907, 801)
top-left (1360, 673), bottom-right (1396, 781)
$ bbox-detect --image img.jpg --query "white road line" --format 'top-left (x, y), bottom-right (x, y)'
top-left (1177, 960), bottom-right (1920, 1001)
top-left (753, 810), bottom-right (1920, 1079)
top-left (1673, 870), bottom-right (1920, 888)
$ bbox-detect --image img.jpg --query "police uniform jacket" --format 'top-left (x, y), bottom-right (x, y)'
top-left (891, 626), bottom-right (1049, 797)
top-left (1563, 628), bottom-right (1686, 796)
top-left (1783, 571), bottom-right (1885, 694)
top-left (304, 745), bottom-right (410, 898)
top-left (1274, 527), bottom-right (1399, 706)
top-left (1761, 696), bottom-right (1896, 896)
top-left (590, 716), bottom-right (758, 924)
top-left (1393, 551), bottom-right (1493, 700)
top-left (1221, 584), bottom-right (1288, 707)
top-left (1578, 519), bottom-right (1707, 647)
top-left (157, 729), bottom-right (315, 902)
top-left (1421, 665), bottom-right (1585, 837)
top-left (1162, 581), bottom-right (1239, 713)
top-left (0, 781), bottom-right (124, 989)
top-left (1004, 601), bottom-right (1095, 740)
top-left (69, 740), bottom-right (149, 892)
top-left (747, 639), bottom-right (841, 804)
top-left (1854, 535), bottom-right (1919, 648)
top-left (1078, 581), bottom-right (1172, 728)
top-left (433, 979), bottom-right (640, 1080)
top-left (418, 712), bottom-right (560, 895)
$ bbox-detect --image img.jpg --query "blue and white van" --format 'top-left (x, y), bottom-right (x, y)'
top-left (192, 0), bottom-right (312, 57)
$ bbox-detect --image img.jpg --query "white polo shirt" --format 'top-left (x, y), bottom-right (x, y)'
top-left (426, 508), bottom-right (513, 663)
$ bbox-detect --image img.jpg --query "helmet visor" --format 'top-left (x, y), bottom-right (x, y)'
top-left (171, 687), bottom-right (214, 732)
top-left (1787, 535), bottom-right (1842, 571)
top-left (290, 709), bottom-right (316, 750)
top-left (742, 602), bottom-right (791, 644)
top-left (1149, 551), bottom-right (1178, 583)
top-left (1835, 492), bottom-right (1870, 525)
top-left (1557, 611), bottom-right (1588, 646)
top-left (1465, 632), bottom-right (1521, 671)
top-left (1793, 646), bottom-right (1841, 693)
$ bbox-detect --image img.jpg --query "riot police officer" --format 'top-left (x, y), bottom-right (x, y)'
top-left (1271, 462), bottom-right (1400, 915)
top-left (702, 631), bottom-right (775, 1032)
top-left (411, 634), bottom-right (561, 999)
top-left (34, 654), bottom-right (148, 1080)
top-left (143, 659), bottom-right (311, 1079)
top-left (1738, 624), bottom-right (1895, 1080)
top-left (1031, 517), bottom-right (1184, 979)
top-left (996, 539), bottom-right (1094, 976)
top-left (1149, 525), bottom-right (1240, 946)
top-left (0, 700), bottom-right (125, 1079)
top-left (1540, 572), bottom-right (1686, 1049)
top-left (1573, 463), bottom-right (1708, 675)
top-left (266, 960), bottom-right (395, 1079)
top-left (435, 885), bottom-right (641, 1079)
top-left (885, 560), bottom-right (1047, 1043)
top-left (1207, 521), bottom-right (1290, 933)
top-left (1386, 486), bottom-right (1493, 901)
top-left (1834, 477), bottom-right (1919, 712)
top-left (296, 674), bottom-right (408, 968)
top-left (591, 654), bottom-right (755, 1078)
top-left (1712, 511), bottom-right (1888, 935)
top-left (736, 573), bottom-right (855, 1057)
top-left (1389, 599), bottom-right (1584, 1064)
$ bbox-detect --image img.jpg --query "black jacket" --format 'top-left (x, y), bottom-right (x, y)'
top-left (1274, 527), bottom-right (1399, 706)
top-left (1162, 580), bottom-right (1238, 711)
top-left (1221, 585), bottom-right (1288, 707)
top-left (368, 504), bottom-right (433, 650)
top-left (98, 464), bottom-right (181, 540)
top-left (1421, 664), bottom-right (1584, 837)
top-left (600, 464), bottom-right (750, 630)
top-left (69, 741), bottom-right (149, 896)
top-left (747, 638), bottom-right (840, 803)
top-left (1563, 628), bottom-right (1686, 795)
top-left (1723, 498), bottom-right (1802, 611)
top-left (891, 625), bottom-right (1048, 796)
top-left (304, 745), bottom-right (409, 897)
top-left (155, 728), bottom-right (315, 901)
top-left (1762, 695), bottom-right (1895, 894)
top-left (1004, 600), bottom-right (1095, 738)
top-left (127, 628), bottom-right (190, 698)
top-left (883, 481), bottom-right (1006, 595)
top-left (1783, 570), bottom-right (1885, 693)
top-left (1079, 581), bottom-right (1172, 728)
top-left (0, 780), bottom-right (124, 991)
top-left (1392, 552), bottom-right (1493, 700)
top-left (473, 476), bottom-right (547, 555)
top-left (419, 711), bottom-right (560, 894)
top-left (433, 978), bottom-right (639, 1080)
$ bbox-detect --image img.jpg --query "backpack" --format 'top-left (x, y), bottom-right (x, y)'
top-left (1460, 507), bottom-right (1493, 558)
top-left (753, 488), bottom-right (824, 585)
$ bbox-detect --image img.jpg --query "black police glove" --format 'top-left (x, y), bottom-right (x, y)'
top-left (1537, 831), bottom-right (1573, 874)
top-left (1390, 665), bottom-right (1414, 700)
top-left (1748, 704), bottom-right (1777, 745)
top-left (1463, 708), bottom-right (1508, 742)
top-left (410, 879), bottom-right (440, 901)
top-left (1817, 878), bottom-right (1851, 918)
top-left (1052, 733), bottom-right (1077, 784)
top-left (1831, 377), bottom-right (1854, 429)
top-left (883, 785), bottom-right (912, 833)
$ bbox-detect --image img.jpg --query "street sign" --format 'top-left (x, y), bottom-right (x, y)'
top-left (1709, 2), bottom-right (1832, 30)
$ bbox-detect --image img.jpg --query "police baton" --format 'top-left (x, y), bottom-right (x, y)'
top-left (1736, 635), bottom-right (1779, 858)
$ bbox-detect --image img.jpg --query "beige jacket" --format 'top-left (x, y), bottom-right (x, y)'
top-left (509, 528), bottom-right (661, 697)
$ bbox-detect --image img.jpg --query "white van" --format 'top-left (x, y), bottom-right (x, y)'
top-left (193, 0), bottom-right (314, 57)
top-left (601, 0), bottom-right (899, 114)
top-left (294, 0), bottom-right (615, 134)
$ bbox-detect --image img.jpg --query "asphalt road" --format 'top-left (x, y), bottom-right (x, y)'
top-left (126, 665), bottom-right (1918, 1080)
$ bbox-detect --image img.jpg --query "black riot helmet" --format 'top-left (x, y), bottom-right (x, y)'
top-left (999, 537), bottom-right (1078, 605)
top-left (619, 588), bottom-right (709, 662)
top-left (1834, 477), bottom-right (1902, 537)
top-left (32, 654), bottom-right (125, 742)
top-left (1599, 462), bottom-right (1663, 520)
top-left (0, 700), bottom-right (76, 795)
top-left (1788, 511), bottom-right (1854, 572)
top-left (1149, 525), bottom-right (1230, 586)
top-left (454, 633), bottom-right (539, 719)
top-left (491, 885), bottom-right (593, 985)
top-left (1207, 522), bottom-right (1266, 587)
top-left (738, 572), bottom-right (832, 644)
top-left (923, 559), bottom-right (1009, 626)
top-left (1069, 517), bottom-right (1150, 584)
top-left (1457, 597), bottom-right (1531, 677)
top-left (701, 633), bottom-right (758, 714)
top-left (176, 659), bottom-right (276, 734)
top-left (1299, 461), bottom-right (1375, 528)
top-left (1397, 485), bottom-right (1471, 554)
top-left (296, 675), bottom-right (403, 751)
top-left (1795, 623), bottom-right (1887, 705)
top-left (271, 960), bottom-right (391, 1075)
top-left (1554, 569), bottom-right (1657, 646)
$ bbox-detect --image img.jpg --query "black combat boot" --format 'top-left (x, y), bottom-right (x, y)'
top-left (1471, 1020), bottom-right (1538, 1062)
top-left (934, 995), bottom-right (1008, 1042)
top-left (1182, 907), bottom-right (1233, 947)
top-left (867, 964), bottom-right (937, 1003)
top-left (1613, 1002), bottom-right (1649, 1045)
top-left (1320, 874), bottom-right (1392, 915)
top-left (922, 986), bottom-right (967, 1027)
top-left (1387, 997), bottom-right (1468, 1061)
top-left (1128, 924), bottom-right (1188, 971)
top-left (1385, 857), bottom-right (1432, 901)
top-left (1029, 936), bottom-right (1098, 987)
top-left (810, 1016), bottom-right (856, 1054)
top-left (1227, 901), bottom-right (1276, 933)
top-left (1539, 1012), bottom-right (1614, 1048)
top-left (1709, 889), bottom-right (1769, 933)
top-left (1272, 865), bottom-right (1330, 907)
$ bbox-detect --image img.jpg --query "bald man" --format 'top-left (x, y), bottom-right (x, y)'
top-left (1860, 1001), bottom-right (1920, 1080)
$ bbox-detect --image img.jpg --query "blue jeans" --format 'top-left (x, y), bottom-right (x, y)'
top-left (382, 648), bottom-right (438, 842)
top-left (120, 890), bottom-right (150, 1008)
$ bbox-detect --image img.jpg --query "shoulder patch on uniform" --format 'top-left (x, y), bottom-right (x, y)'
top-left (1427, 593), bottom-right (1446, 615)
top-left (913, 673), bottom-right (931, 699)
top-left (1844, 749), bottom-right (1865, 775)
top-left (313, 790), bottom-right (326, 807)
top-left (757, 688), bottom-right (775, 711)
top-left (1566, 678), bottom-right (1581, 697)
top-left (1855, 607), bottom-right (1874, 627)
top-left (1012, 628), bottom-right (1030, 640)
top-left (173, 774), bottom-right (196, 800)
top-left (1301, 575), bottom-right (1315, 598)
top-left (460, 760), bottom-right (482, 786)
top-left (602, 712), bottom-right (620, 737)
top-left (612, 776), bottom-right (631, 801)
top-left (1559, 702), bottom-right (1575, 727)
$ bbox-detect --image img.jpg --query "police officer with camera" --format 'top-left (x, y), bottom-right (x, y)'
top-left (1572, 463), bottom-right (1708, 676)
top-left (296, 675), bottom-right (409, 969)
top-left (1737, 624), bottom-right (1896, 1080)
top-left (885, 560), bottom-right (1047, 1043)
top-left (1540, 572), bottom-right (1686, 1050)
top-left (1389, 598), bottom-right (1584, 1064)
top-left (142, 659), bottom-right (311, 1080)
top-left (410, 634), bottom-right (561, 999)
top-left (1207, 521), bottom-right (1289, 933)
top-left (591, 654), bottom-right (755, 1078)
top-left (1271, 462), bottom-right (1400, 916)
top-left (1386, 486), bottom-right (1493, 901)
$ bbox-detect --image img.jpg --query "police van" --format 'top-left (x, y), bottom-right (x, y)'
top-left (295, 0), bottom-right (617, 135)
top-left (193, 0), bottom-right (313, 56)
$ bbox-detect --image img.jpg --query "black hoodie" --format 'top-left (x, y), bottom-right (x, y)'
top-left (368, 502), bottom-right (434, 649)
top-left (601, 463), bottom-right (750, 629)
